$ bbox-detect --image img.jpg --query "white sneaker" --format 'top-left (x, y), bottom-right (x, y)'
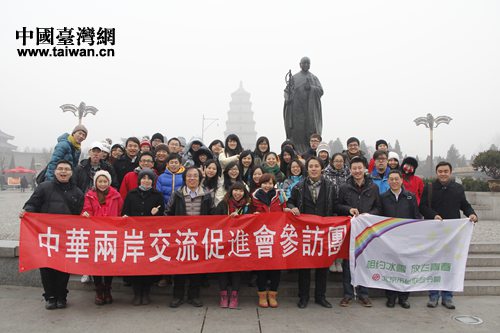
top-left (80, 275), bottom-right (92, 284)
top-left (336, 262), bottom-right (343, 273)
top-left (329, 263), bottom-right (337, 272)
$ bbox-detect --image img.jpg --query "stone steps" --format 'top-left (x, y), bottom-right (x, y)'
top-left (465, 267), bottom-right (500, 280)
top-left (468, 242), bottom-right (500, 254)
top-left (467, 254), bottom-right (500, 267)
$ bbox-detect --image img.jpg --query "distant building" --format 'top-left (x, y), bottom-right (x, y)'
top-left (0, 129), bottom-right (17, 153)
top-left (224, 82), bottom-right (257, 150)
top-left (0, 130), bottom-right (51, 184)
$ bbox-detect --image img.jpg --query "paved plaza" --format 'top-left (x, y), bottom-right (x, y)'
top-left (0, 285), bottom-right (499, 333)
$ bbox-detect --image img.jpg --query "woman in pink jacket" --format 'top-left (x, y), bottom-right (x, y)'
top-left (82, 170), bottom-right (123, 305)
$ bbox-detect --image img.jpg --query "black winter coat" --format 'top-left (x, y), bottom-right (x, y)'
top-left (23, 179), bottom-right (84, 215)
top-left (113, 155), bottom-right (139, 187)
top-left (167, 188), bottom-right (214, 216)
top-left (287, 176), bottom-right (335, 216)
top-left (74, 158), bottom-right (118, 194)
top-left (419, 180), bottom-right (475, 219)
top-left (381, 189), bottom-right (421, 219)
top-left (337, 175), bottom-right (381, 216)
top-left (122, 188), bottom-right (165, 217)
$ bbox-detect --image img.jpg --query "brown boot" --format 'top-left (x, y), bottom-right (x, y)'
top-left (257, 291), bottom-right (268, 308)
top-left (95, 284), bottom-right (105, 305)
top-left (268, 291), bottom-right (278, 308)
top-left (104, 284), bottom-right (113, 304)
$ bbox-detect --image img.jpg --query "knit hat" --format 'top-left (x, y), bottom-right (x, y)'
top-left (178, 136), bottom-right (187, 148)
top-left (155, 143), bottom-right (168, 152)
top-left (402, 156), bottom-right (418, 168)
top-left (140, 139), bottom-right (152, 148)
top-left (347, 137), bottom-right (360, 146)
top-left (111, 143), bottom-right (123, 151)
top-left (375, 139), bottom-right (388, 150)
top-left (388, 151), bottom-right (400, 162)
top-left (151, 133), bottom-right (164, 143)
top-left (138, 168), bottom-right (156, 185)
top-left (316, 142), bottom-right (331, 156)
top-left (101, 141), bottom-right (111, 154)
top-left (93, 170), bottom-right (112, 187)
top-left (72, 124), bottom-right (88, 136)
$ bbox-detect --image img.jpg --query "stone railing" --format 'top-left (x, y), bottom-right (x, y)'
top-left (466, 192), bottom-right (500, 221)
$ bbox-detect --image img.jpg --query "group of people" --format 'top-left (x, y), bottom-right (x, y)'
top-left (20, 125), bottom-right (478, 311)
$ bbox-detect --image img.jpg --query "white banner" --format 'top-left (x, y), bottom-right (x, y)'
top-left (350, 215), bottom-right (474, 292)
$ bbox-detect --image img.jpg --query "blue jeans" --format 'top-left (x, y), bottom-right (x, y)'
top-left (429, 290), bottom-right (453, 301)
top-left (342, 259), bottom-right (368, 299)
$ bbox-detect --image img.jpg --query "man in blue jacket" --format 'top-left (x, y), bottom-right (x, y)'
top-left (371, 150), bottom-right (390, 194)
top-left (45, 125), bottom-right (87, 181)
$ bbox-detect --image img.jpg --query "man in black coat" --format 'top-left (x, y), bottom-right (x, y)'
top-left (287, 157), bottom-right (335, 309)
top-left (167, 167), bottom-right (214, 308)
top-left (20, 160), bottom-right (84, 310)
top-left (380, 169), bottom-right (421, 309)
top-left (336, 156), bottom-right (381, 308)
top-left (74, 141), bottom-right (118, 193)
top-left (419, 161), bottom-right (477, 310)
top-left (113, 137), bottom-right (140, 187)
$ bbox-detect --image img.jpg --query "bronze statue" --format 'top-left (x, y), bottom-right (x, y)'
top-left (283, 57), bottom-right (323, 154)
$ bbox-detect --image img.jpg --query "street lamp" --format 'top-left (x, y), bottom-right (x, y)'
top-left (201, 114), bottom-right (218, 142)
top-left (60, 102), bottom-right (99, 125)
top-left (414, 113), bottom-right (453, 175)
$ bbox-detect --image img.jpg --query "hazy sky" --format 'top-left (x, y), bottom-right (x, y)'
top-left (1, 0), bottom-right (499, 159)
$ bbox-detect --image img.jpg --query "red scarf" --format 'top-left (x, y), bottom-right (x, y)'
top-left (227, 198), bottom-right (248, 215)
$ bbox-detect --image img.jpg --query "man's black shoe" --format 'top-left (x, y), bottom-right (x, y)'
top-left (169, 298), bottom-right (184, 308)
top-left (315, 298), bottom-right (332, 308)
top-left (45, 297), bottom-right (57, 310)
top-left (399, 300), bottom-right (410, 309)
top-left (187, 298), bottom-right (203, 307)
top-left (386, 299), bottom-right (396, 308)
top-left (56, 298), bottom-right (67, 309)
top-left (297, 298), bottom-right (308, 309)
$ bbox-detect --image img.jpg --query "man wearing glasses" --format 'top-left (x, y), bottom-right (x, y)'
top-left (119, 152), bottom-right (156, 199)
top-left (342, 137), bottom-right (366, 165)
top-left (371, 150), bottom-right (390, 194)
top-left (75, 141), bottom-right (118, 194)
top-left (20, 160), bottom-right (84, 310)
top-left (302, 133), bottom-right (322, 160)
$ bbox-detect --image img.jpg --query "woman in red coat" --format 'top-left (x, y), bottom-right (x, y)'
top-left (251, 173), bottom-right (291, 308)
top-left (401, 157), bottom-right (424, 205)
top-left (82, 170), bottom-right (123, 305)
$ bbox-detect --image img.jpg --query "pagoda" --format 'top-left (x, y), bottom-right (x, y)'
top-left (224, 82), bottom-right (257, 150)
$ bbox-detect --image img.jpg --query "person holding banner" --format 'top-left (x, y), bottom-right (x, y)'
top-left (336, 156), bottom-right (381, 307)
top-left (287, 156), bottom-right (335, 309)
top-left (419, 161), bottom-right (478, 310)
top-left (251, 173), bottom-right (289, 308)
top-left (167, 167), bottom-right (215, 308)
top-left (122, 168), bottom-right (165, 306)
top-left (214, 181), bottom-right (253, 309)
top-left (82, 170), bottom-right (123, 305)
top-left (20, 159), bottom-right (84, 310)
top-left (380, 169), bottom-right (421, 309)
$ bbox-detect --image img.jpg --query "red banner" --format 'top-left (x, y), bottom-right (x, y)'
top-left (19, 212), bottom-right (350, 275)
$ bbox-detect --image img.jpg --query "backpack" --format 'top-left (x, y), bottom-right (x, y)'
top-left (35, 165), bottom-right (48, 185)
